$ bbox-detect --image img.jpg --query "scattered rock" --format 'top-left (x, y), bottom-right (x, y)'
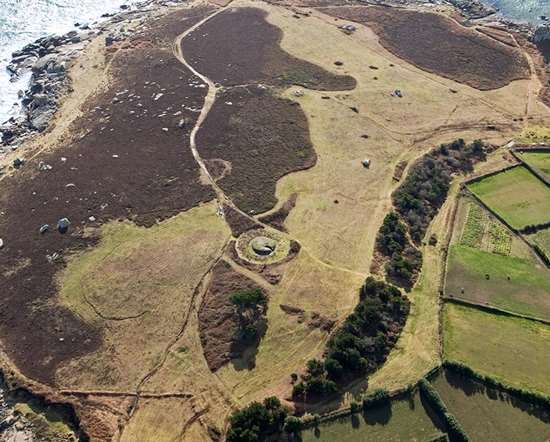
top-left (57, 217), bottom-right (70, 234)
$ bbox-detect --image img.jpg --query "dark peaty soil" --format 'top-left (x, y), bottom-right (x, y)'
top-left (198, 86), bottom-right (316, 214)
top-left (181, 7), bottom-right (356, 90)
top-left (198, 260), bottom-right (264, 372)
top-left (323, 6), bottom-right (530, 90)
top-left (0, 9), bottom-right (215, 385)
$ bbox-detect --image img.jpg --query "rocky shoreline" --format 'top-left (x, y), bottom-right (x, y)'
top-left (0, 0), bottom-right (188, 155)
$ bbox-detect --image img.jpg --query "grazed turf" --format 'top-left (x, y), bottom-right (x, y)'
top-left (445, 244), bottom-right (550, 320)
top-left (443, 303), bottom-right (550, 395)
top-left (467, 166), bottom-right (550, 229)
top-left (433, 369), bottom-right (550, 442)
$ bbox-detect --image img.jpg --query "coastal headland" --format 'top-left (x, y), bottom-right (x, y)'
top-left (0, 0), bottom-right (549, 440)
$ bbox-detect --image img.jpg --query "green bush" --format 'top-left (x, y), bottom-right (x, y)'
top-left (227, 396), bottom-right (288, 442)
top-left (362, 388), bottom-right (390, 409)
top-left (350, 401), bottom-right (361, 414)
top-left (292, 278), bottom-right (409, 402)
top-left (283, 416), bottom-right (302, 434)
top-left (230, 289), bottom-right (266, 308)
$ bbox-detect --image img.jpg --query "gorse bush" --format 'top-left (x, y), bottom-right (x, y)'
top-left (292, 278), bottom-right (409, 401)
top-left (375, 139), bottom-right (486, 290)
top-left (230, 288), bottom-right (266, 308)
top-left (393, 139), bottom-right (486, 244)
top-left (230, 288), bottom-right (267, 347)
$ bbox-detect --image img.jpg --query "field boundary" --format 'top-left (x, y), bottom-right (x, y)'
top-left (511, 147), bottom-right (550, 188)
top-left (442, 297), bottom-right (550, 326)
top-left (460, 185), bottom-right (550, 268)
top-left (437, 183), bottom-right (462, 361)
top-left (442, 360), bottom-right (550, 408)
top-left (299, 365), bottom-right (441, 429)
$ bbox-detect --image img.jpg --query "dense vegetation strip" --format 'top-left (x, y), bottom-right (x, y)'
top-left (291, 277), bottom-right (409, 401)
top-left (443, 361), bottom-right (550, 408)
top-left (418, 379), bottom-right (469, 442)
top-left (226, 396), bottom-right (299, 442)
top-left (376, 139), bottom-right (486, 289)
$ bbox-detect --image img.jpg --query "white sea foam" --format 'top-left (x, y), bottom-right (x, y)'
top-left (0, 0), bottom-right (141, 123)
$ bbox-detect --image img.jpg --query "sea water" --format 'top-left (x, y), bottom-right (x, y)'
top-left (0, 0), bottom-right (141, 124)
top-left (482, 0), bottom-right (550, 24)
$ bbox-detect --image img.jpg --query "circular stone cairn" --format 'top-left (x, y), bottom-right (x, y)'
top-left (250, 236), bottom-right (277, 256)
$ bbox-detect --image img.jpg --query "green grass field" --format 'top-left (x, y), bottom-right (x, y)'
top-left (300, 393), bottom-right (443, 442)
top-left (443, 303), bottom-right (550, 395)
top-left (467, 166), bottom-right (550, 230)
top-left (518, 151), bottom-right (550, 182)
top-left (445, 244), bottom-right (550, 320)
top-left (432, 369), bottom-right (550, 441)
top-left (528, 228), bottom-right (550, 260)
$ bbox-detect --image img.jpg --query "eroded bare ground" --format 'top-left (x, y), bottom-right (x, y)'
top-left (0, 0), bottom-right (550, 439)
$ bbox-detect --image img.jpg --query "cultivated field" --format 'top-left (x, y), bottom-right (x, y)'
top-left (443, 303), bottom-right (550, 395)
top-left (528, 228), bottom-right (550, 258)
top-left (445, 195), bottom-right (550, 318)
top-left (467, 166), bottom-right (550, 229)
top-left (300, 393), bottom-right (444, 441)
top-left (433, 369), bottom-right (550, 441)
top-left (457, 200), bottom-right (515, 256)
top-left (518, 150), bottom-right (550, 181)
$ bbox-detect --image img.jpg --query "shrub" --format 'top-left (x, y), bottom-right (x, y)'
top-left (377, 140), bottom-right (487, 290)
top-left (227, 396), bottom-right (288, 442)
top-left (283, 416), bottom-right (302, 434)
top-left (292, 278), bottom-right (409, 402)
top-left (362, 388), bottom-right (390, 409)
top-left (350, 401), bottom-right (361, 414)
top-left (230, 289), bottom-right (266, 308)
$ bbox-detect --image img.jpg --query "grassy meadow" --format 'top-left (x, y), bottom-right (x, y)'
top-left (433, 369), bottom-right (550, 441)
top-left (467, 166), bottom-right (550, 230)
top-left (300, 393), bottom-right (444, 442)
top-left (518, 151), bottom-right (550, 182)
top-left (528, 228), bottom-right (550, 259)
top-left (445, 244), bottom-right (550, 320)
top-left (443, 303), bottom-right (550, 395)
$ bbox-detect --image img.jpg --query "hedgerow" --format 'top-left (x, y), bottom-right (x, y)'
top-left (418, 379), bottom-right (469, 442)
top-left (443, 360), bottom-right (550, 408)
